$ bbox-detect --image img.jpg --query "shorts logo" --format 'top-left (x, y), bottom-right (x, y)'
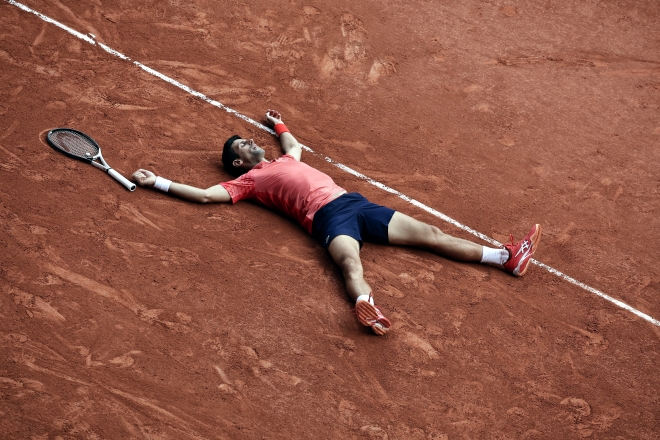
top-left (326, 235), bottom-right (330, 244)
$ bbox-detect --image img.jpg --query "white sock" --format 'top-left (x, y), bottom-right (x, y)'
top-left (356, 294), bottom-right (374, 305)
top-left (480, 246), bottom-right (509, 266)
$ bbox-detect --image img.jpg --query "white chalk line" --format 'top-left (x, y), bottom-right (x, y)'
top-left (8, 0), bottom-right (659, 327)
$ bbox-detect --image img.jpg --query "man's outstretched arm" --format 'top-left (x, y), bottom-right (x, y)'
top-left (265, 109), bottom-right (302, 161)
top-left (132, 169), bottom-right (231, 203)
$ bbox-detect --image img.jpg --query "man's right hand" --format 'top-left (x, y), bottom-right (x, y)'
top-left (132, 169), bottom-right (156, 187)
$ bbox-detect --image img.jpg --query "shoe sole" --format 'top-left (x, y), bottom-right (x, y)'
top-left (516, 224), bottom-right (542, 276)
top-left (355, 300), bottom-right (390, 335)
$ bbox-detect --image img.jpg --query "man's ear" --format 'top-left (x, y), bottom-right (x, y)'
top-left (232, 158), bottom-right (243, 167)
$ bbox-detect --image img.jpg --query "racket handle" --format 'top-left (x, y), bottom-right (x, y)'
top-left (108, 168), bottom-right (137, 191)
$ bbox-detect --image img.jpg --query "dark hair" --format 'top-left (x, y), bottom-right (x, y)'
top-left (222, 135), bottom-right (246, 177)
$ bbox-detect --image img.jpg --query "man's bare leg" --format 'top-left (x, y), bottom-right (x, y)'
top-left (328, 234), bottom-right (391, 335)
top-left (387, 212), bottom-right (542, 276)
top-left (327, 234), bottom-right (370, 302)
top-left (387, 212), bottom-right (486, 261)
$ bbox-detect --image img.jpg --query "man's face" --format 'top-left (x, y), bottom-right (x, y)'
top-left (231, 138), bottom-right (265, 167)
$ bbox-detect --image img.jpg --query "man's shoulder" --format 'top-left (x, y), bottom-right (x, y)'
top-left (275, 154), bottom-right (298, 163)
top-left (254, 155), bottom-right (313, 174)
top-left (268, 154), bottom-right (311, 168)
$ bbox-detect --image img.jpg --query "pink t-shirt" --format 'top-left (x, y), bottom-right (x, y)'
top-left (220, 155), bottom-right (346, 233)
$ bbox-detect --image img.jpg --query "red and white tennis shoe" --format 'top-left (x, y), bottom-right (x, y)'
top-left (503, 224), bottom-right (542, 276)
top-left (355, 294), bottom-right (391, 335)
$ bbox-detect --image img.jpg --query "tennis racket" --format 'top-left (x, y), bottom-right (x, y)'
top-left (47, 128), bottom-right (136, 191)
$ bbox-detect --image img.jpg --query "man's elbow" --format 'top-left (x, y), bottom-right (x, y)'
top-left (199, 190), bottom-right (213, 203)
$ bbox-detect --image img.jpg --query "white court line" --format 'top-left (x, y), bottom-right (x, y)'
top-left (7, 0), bottom-right (659, 327)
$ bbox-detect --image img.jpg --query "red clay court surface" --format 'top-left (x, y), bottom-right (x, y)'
top-left (1, 0), bottom-right (660, 438)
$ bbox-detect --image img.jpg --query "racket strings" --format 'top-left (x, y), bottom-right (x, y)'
top-left (49, 131), bottom-right (99, 158)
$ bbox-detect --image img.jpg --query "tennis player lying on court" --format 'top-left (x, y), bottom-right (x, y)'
top-left (132, 109), bottom-right (541, 335)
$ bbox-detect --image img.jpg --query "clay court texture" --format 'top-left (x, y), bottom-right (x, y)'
top-left (1, 0), bottom-right (660, 438)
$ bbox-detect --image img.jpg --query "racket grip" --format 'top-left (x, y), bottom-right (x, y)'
top-left (108, 168), bottom-right (137, 191)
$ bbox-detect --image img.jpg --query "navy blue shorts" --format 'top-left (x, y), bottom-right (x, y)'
top-left (311, 193), bottom-right (395, 248)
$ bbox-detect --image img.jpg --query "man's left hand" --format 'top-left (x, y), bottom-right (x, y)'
top-left (265, 109), bottom-right (283, 126)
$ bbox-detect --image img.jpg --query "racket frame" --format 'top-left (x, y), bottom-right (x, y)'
top-left (46, 128), bottom-right (136, 191)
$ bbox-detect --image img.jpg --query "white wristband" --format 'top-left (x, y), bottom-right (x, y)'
top-left (154, 176), bottom-right (172, 192)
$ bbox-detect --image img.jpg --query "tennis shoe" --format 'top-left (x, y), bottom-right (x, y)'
top-left (355, 293), bottom-right (391, 336)
top-left (503, 224), bottom-right (541, 277)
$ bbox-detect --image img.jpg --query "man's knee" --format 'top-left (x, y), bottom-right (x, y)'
top-left (339, 255), bottom-right (362, 279)
top-left (413, 222), bottom-right (443, 242)
top-left (428, 224), bottom-right (444, 240)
